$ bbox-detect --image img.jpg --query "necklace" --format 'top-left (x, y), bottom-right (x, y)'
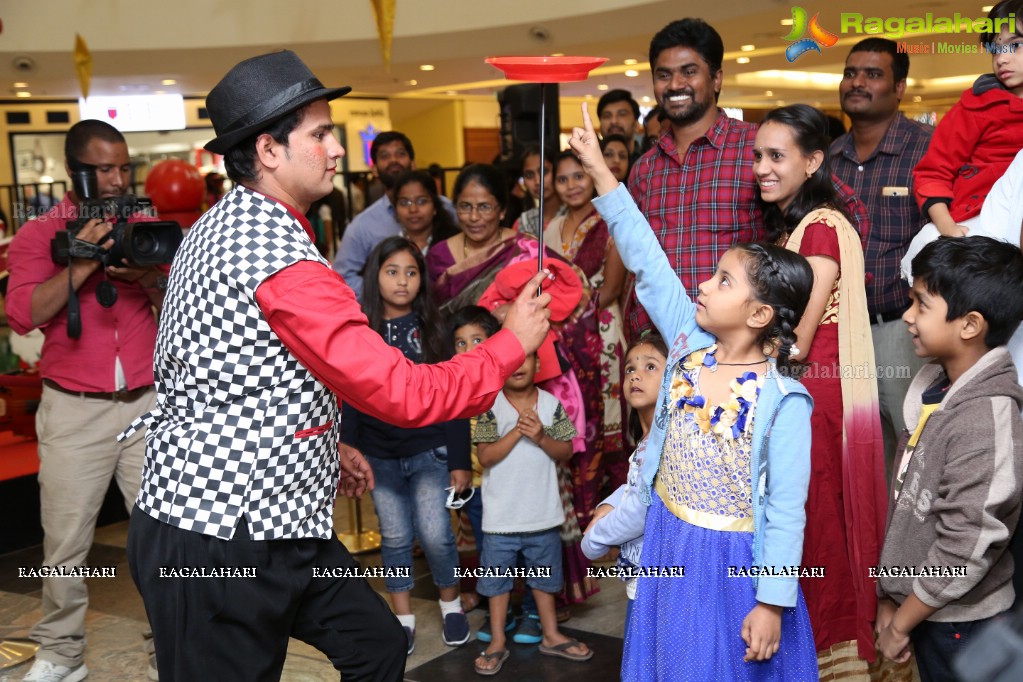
top-left (711, 359), bottom-right (768, 372)
top-left (669, 346), bottom-right (764, 440)
top-left (400, 228), bottom-right (432, 254)
top-left (703, 345), bottom-right (768, 373)
top-left (462, 228), bottom-right (504, 259)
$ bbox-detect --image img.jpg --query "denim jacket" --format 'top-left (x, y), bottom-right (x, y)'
top-left (589, 184), bottom-right (814, 608)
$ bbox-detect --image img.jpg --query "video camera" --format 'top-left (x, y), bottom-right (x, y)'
top-left (50, 166), bottom-right (182, 268)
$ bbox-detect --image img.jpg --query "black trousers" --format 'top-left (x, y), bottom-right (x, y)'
top-left (128, 508), bottom-right (406, 682)
top-left (910, 616), bottom-right (997, 682)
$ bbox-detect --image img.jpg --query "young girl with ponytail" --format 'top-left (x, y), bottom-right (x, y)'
top-left (570, 104), bottom-right (820, 679)
top-left (755, 104), bottom-right (888, 677)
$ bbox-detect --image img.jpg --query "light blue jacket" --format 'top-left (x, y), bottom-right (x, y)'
top-left (581, 437), bottom-right (647, 572)
top-left (586, 184), bottom-right (814, 608)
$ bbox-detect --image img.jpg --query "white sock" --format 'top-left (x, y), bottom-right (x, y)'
top-left (397, 614), bottom-right (416, 630)
top-left (439, 597), bottom-right (463, 617)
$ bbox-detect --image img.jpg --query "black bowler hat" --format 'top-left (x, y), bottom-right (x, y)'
top-left (204, 50), bottom-right (351, 154)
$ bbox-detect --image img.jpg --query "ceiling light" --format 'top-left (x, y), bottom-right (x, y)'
top-left (624, 58), bottom-right (638, 65)
top-left (983, 5), bottom-right (994, 11)
top-left (765, 90), bottom-right (774, 96)
top-left (445, 90), bottom-right (456, 95)
top-left (551, 53), bottom-right (565, 57)
top-left (15, 91), bottom-right (31, 98)
top-left (161, 79), bottom-right (177, 85)
top-left (585, 94), bottom-right (594, 99)
top-left (406, 79), bottom-right (418, 86)
top-left (780, 18), bottom-right (794, 26)
top-left (641, 96), bottom-right (650, 102)
top-left (737, 69), bottom-right (843, 88)
top-left (420, 64), bottom-right (435, 71)
top-left (913, 95), bottom-right (923, 102)
top-left (596, 83), bottom-right (609, 91)
top-left (737, 57), bottom-right (750, 64)
top-left (625, 70), bottom-right (639, 77)
top-left (13, 82), bottom-right (28, 88)
top-left (741, 45), bottom-right (756, 52)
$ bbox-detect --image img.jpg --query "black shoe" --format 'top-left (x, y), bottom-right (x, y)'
top-left (442, 611), bottom-right (471, 646)
top-left (404, 625), bottom-right (415, 655)
top-left (476, 608), bottom-right (517, 643)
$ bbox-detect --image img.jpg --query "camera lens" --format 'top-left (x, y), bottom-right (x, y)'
top-left (131, 231), bottom-right (158, 256)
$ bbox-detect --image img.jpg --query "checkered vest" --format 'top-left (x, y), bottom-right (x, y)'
top-left (124, 186), bottom-right (339, 540)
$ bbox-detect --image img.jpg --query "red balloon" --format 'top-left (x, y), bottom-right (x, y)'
top-left (145, 159), bottom-right (204, 213)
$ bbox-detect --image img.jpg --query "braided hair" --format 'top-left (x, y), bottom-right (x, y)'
top-left (732, 243), bottom-right (814, 377)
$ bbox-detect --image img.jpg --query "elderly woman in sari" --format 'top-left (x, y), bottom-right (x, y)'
top-left (427, 164), bottom-right (601, 610)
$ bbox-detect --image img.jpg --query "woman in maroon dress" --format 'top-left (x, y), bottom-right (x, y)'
top-left (754, 105), bottom-right (891, 678)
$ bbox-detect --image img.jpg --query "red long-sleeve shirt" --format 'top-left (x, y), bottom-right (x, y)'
top-left (254, 202), bottom-right (525, 425)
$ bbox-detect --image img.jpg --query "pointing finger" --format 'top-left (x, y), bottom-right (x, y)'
top-left (581, 101), bottom-right (595, 135)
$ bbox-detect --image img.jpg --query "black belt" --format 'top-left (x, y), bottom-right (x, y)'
top-left (869, 308), bottom-right (908, 325)
top-left (43, 379), bottom-right (152, 402)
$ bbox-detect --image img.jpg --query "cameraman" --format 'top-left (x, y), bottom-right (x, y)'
top-left (6, 120), bottom-right (164, 682)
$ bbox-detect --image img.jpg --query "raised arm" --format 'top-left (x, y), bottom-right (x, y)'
top-left (568, 102), bottom-right (698, 344)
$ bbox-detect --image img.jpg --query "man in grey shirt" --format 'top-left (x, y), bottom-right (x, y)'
top-left (331, 130), bottom-right (455, 298)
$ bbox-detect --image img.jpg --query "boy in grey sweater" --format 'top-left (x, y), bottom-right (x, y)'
top-left (877, 236), bottom-right (1023, 681)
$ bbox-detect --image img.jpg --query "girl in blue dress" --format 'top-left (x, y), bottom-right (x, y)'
top-left (570, 104), bottom-right (820, 680)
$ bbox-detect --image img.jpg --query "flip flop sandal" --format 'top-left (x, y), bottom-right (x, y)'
top-left (474, 649), bottom-right (511, 676)
top-left (538, 638), bottom-right (594, 662)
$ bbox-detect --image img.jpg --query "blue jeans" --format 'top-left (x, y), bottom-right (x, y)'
top-left (367, 448), bottom-right (459, 593)
top-left (464, 487), bottom-right (484, 553)
top-left (478, 528), bottom-right (563, 597)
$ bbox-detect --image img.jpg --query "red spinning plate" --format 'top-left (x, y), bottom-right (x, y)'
top-left (485, 56), bottom-right (608, 83)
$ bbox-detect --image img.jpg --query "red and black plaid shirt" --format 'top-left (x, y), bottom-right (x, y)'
top-left (625, 111), bottom-right (869, 341)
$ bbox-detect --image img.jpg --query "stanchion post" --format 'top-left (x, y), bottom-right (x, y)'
top-left (336, 496), bottom-right (381, 555)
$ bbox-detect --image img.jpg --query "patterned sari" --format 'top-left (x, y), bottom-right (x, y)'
top-left (544, 210), bottom-right (627, 487)
top-left (427, 233), bottom-right (601, 603)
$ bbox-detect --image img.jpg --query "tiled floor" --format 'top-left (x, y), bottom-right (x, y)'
top-left (0, 501), bottom-right (627, 681)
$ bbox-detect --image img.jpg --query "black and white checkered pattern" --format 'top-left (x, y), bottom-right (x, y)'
top-left (128, 186), bottom-right (339, 541)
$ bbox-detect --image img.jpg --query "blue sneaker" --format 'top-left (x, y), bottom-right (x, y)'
top-left (476, 608), bottom-right (517, 643)
top-left (512, 612), bottom-right (542, 644)
top-left (442, 610), bottom-right (471, 646)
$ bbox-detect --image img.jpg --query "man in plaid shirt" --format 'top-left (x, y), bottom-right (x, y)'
top-left (626, 18), bottom-right (869, 343)
top-left (831, 38), bottom-right (932, 478)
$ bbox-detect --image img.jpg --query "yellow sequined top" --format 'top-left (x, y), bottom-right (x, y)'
top-left (656, 363), bottom-right (757, 532)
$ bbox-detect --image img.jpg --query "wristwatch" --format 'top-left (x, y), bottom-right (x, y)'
top-left (145, 274), bottom-right (168, 291)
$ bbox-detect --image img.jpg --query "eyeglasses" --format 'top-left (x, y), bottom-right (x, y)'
top-left (397, 197), bottom-right (433, 208)
top-left (444, 486), bottom-right (475, 510)
top-left (455, 202), bottom-right (498, 217)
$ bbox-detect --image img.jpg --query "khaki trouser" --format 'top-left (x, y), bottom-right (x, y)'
top-left (29, 384), bottom-right (155, 667)
top-left (871, 317), bottom-right (928, 484)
